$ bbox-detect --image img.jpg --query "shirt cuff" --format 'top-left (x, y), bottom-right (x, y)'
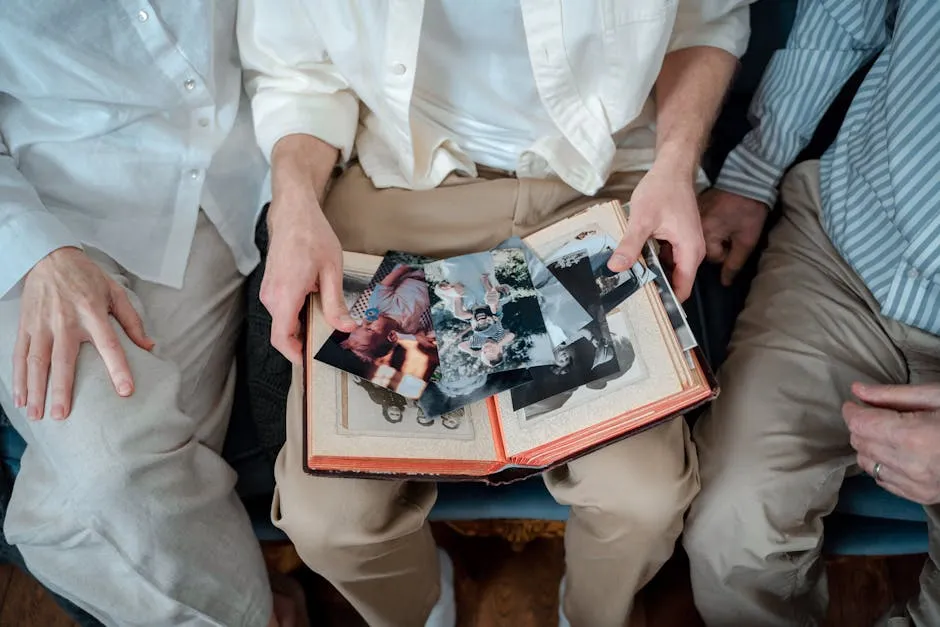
top-left (713, 143), bottom-right (784, 208)
top-left (252, 91), bottom-right (359, 165)
top-left (0, 212), bottom-right (81, 299)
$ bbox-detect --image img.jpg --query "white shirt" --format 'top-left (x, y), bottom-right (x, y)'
top-left (238, 0), bottom-right (750, 194)
top-left (0, 3), bottom-right (269, 298)
top-left (411, 0), bottom-right (556, 172)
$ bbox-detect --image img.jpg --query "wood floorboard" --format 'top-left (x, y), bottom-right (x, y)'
top-left (0, 565), bottom-right (74, 627)
top-left (0, 541), bottom-right (927, 626)
top-left (0, 564), bottom-right (15, 610)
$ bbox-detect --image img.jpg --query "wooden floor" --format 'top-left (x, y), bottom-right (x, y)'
top-left (0, 524), bottom-right (926, 626)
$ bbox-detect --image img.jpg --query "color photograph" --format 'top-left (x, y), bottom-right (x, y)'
top-left (425, 248), bottom-right (554, 384)
top-left (316, 256), bottom-right (439, 399)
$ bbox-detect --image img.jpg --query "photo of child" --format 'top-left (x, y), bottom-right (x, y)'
top-left (425, 248), bottom-right (555, 385)
top-left (316, 258), bottom-right (439, 399)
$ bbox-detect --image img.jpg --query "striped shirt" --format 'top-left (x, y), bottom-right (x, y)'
top-left (715, 0), bottom-right (940, 335)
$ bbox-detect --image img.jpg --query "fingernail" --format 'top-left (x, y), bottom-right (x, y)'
top-left (27, 406), bottom-right (41, 421)
top-left (51, 404), bottom-right (65, 420)
top-left (118, 382), bottom-right (132, 396)
top-left (609, 254), bottom-right (628, 270)
top-left (13, 394), bottom-right (24, 408)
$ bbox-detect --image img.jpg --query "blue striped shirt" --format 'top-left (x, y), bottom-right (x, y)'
top-left (715, 0), bottom-right (940, 335)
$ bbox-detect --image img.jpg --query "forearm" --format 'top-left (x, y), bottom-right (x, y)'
top-left (268, 134), bottom-right (338, 228)
top-left (654, 46), bottom-right (738, 179)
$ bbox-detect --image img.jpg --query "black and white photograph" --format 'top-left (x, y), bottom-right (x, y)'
top-left (641, 243), bottom-right (697, 352)
top-left (515, 312), bottom-right (649, 422)
top-left (544, 226), bottom-right (656, 313)
top-left (509, 252), bottom-right (621, 411)
top-left (416, 367), bottom-right (533, 418)
top-left (338, 374), bottom-right (476, 440)
top-left (495, 236), bottom-right (592, 348)
top-left (425, 247), bottom-right (554, 384)
top-left (316, 255), bottom-right (439, 399)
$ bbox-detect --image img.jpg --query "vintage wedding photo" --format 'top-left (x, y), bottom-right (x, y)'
top-left (338, 374), bottom-right (475, 440)
top-left (510, 251), bottom-right (621, 410)
top-left (516, 312), bottom-right (649, 422)
top-left (425, 247), bottom-right (554, 382)
top-left (316, 257), bottom-right (439, 399)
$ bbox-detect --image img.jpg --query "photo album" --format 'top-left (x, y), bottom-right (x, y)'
top-left (302, 200), bottom-right (717, 483)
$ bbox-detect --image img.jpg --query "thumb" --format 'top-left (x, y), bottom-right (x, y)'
top-left (720, 238), bottom-right (752, 287)
top-left (110, 285), bottom-right (154, 350)
top-left (319, 264), bottom-right (356, 332)
top-left (609, 219), bottom-right (649, 272)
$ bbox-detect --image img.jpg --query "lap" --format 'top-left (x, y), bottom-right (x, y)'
top-left (695, 162), bottom-right (909, 509)
top-left (0, 212), bottom-right (244, 473)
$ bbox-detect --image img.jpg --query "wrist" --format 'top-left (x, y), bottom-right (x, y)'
top-left (652, 141), bottom-right (699, 182)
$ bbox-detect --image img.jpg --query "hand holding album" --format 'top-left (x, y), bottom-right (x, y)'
top-left (304, 201), bottom-right (714, 483)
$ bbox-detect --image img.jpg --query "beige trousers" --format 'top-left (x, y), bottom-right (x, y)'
top-left (0, 213), bottom-right (272, 626)
top-left (274, 165), bottom-right (701, 627)
top-left (684, 162), bottom-right (940, 626)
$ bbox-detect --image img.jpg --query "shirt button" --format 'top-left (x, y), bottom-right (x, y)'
top-left (188, 169), bottom-right (201, 180)
top-left (184, 79), bottom-right (196, 91)
top-left (390, 63), bottom-right (407, 76)
top-left (137, 10), bottom-right (149, 22)
top-left (908, 268), bottom-right (920, 279)
top-left (197, 118), bottom-right (210, 128)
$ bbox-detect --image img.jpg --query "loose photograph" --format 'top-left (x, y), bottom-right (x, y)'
top-left (338, 374), bottom-right (475, 440)
top-left (495, 236), bottom-right (592, 348)
top-left (425, 247), bottom-right (554, 384)
top-left (316, 255), bottom-right (439, 399)
top-left (510, 251), bottom-right (620, 411)
top-left (516, 311), bottom-right (649, 422)
top-left (641, 243), bottom-right (697, 352)
top-left (416, 367), bottom-right (533, 418)
top-left (544, 226), bottom-right (656, 313)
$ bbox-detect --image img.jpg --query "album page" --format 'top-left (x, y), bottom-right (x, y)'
top-left (494, 280), bottom-right (686, 458)
top-left (305, 254), bottom-right (503, 468)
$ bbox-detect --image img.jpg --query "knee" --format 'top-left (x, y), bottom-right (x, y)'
top-left (572, 469), bottom-right (697, 547)
top-left (274, 478), bottom-right (427, 577)
top-left (684, 467), bottom-right (779, 578)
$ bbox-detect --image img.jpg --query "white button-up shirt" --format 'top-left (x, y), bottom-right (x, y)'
top-left (238, 0), bottom-right (750, 195)
top-left (0, 3), bottom-right (269, 298)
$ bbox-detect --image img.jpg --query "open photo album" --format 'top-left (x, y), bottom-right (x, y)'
top-left (302, 200), bottom-right (717, 483)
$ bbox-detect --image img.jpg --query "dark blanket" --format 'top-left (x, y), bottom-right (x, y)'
top-left (236, 207), bottom-right (294, 465)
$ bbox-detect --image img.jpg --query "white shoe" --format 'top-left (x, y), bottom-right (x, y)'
top-left (875, 603), bottom-right (912, 627)
top-left (558, 576), bottom-right (571, 627)
top-left (425, 548), bottom-right (456, 627)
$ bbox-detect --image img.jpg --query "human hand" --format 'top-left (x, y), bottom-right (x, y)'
top-left (608, 165), bottom-right (704, 302)
top-left (262, 198), bottom-right (356, 365)
top-left (13, 247), bottom-right (154, 420)
top-left (699, 188), bottom-right (769, 286)
top-left (843, 382), bottom-right (940, 505)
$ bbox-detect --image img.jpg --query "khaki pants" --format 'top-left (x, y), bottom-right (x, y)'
top-left (0, 213), bottom-right (272, 626)
top-left (274, 165), bottom-right (701, 627)
top-left (684, 162), bottom-right (940, 626)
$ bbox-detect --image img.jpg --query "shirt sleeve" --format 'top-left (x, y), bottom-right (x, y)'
top-left (668, 0), bottom-right (752, 58)
top-left (236, 0), bottom-right (360, 164)
top-left (714, 0), bottom-right (890, 207)
top-left (0, 128), bottom-right (80, 299)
